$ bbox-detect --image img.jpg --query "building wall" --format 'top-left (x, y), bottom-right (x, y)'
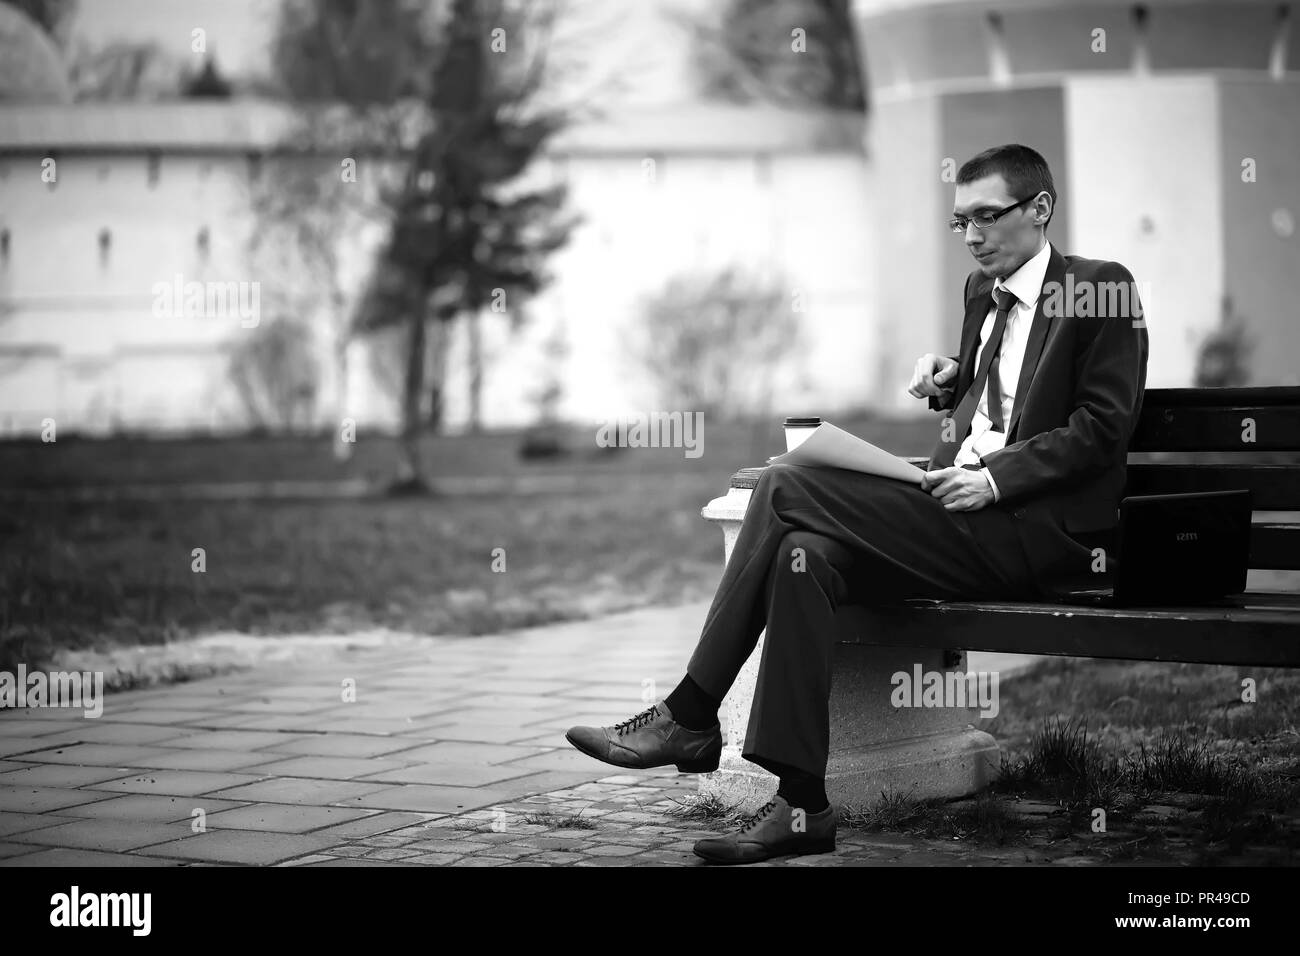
top-left (0, 143), bottom-right (877, 435)
top-left (431, 150), bottom-right (876, 431)
top-left (1218, 77), bottom-right (1300, 387)
top-left (939, 85), bottom-right (1069, 329)
top-left (853, 0), bottom-right (1300, 395)
top-left (856, 0), bottom-right (1297, 83)
top-left (1065, 74), bottom-right (1223, 389)
top-left (8, 0), bottom-right (1296, 434)
top-left (0, 153), bottom-right (256, 432)
top-left (863, 95), bottom-right (943, 411)
top-left (0, 149), bottom-right (401, 433)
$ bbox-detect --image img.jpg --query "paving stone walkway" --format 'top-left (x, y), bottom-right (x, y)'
top-left (2, 601), bottom-right (1085, 867)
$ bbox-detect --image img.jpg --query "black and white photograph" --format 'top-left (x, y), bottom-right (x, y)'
top-left (0, 0), bottom-right (1297, 934)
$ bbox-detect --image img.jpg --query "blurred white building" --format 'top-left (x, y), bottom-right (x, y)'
top-left (4, 0), bottom-right (1297, 437)
top-left (0, 0), bottom-right (880, 436)
top-left (0, 97), bottom-right (871, 435)
top-left (852, 0), bottom-right (1300, 397)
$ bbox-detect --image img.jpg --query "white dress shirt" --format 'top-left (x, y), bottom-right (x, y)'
top-left (953, 238), bottom-right (1051, 501)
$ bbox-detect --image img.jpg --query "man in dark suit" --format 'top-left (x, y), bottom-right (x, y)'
top-left (566, 144), bottom-right (1149, 864)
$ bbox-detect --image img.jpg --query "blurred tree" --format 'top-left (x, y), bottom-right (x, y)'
top-left (1194, 296), bottom-right (1254, 388)
top-left (359, 293), bottom-right (450, 431)
top-left (518, 315), bottom-right (571, 460)
top-left (626, 266), bottom-right (805, 422)
top-left (183, 52), bottom-right (232, 98)
top-left (682, 0), bottom-right (867, 112)
top-left (528, 316), bottom-right (568, 426)
top-left (0, 0), bottom-right (74, 101)
top-left (270, 0), bottom-right (590, 492)
top-left (266, 0), bottom-right (442, 462)
top-left (227, 317), bottom-right (322, 433)
top-left (272, 0), bottom-right (438, 108)
top-left (2, 0), bottom-right (75, 45)
top-left (352, 0), bottom-right (581, 493)
top-left (247, 154), bottom-right (374, 458)
top-left (66, 38), bottom-right (189, 99)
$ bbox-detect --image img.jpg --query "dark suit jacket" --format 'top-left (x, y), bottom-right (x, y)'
top-left (929, 241), bottom-right (1149, 587)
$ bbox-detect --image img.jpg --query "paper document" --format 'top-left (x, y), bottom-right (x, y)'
top-left (766, 422), bottom-right (925, 484)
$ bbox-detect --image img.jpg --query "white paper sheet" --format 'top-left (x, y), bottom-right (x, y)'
top-left (766, 422), bottom-right (925, 484)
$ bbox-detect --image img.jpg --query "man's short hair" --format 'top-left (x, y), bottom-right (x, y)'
top-left (957, 144), bottom-right (1056, 228)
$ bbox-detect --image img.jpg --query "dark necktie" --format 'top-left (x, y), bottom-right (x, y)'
top-left (927, 285), bottom-right (1017, 469)
top-left (984, 286), bottom-right (1017, 433)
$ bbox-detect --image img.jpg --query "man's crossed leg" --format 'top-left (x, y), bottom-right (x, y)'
top-left (566, 462), bottom-right (1042, 864)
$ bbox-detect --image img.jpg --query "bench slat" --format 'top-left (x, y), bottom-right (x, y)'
top-left (1131, 403), bottom-right (1300, 452)
top-left (1251, 524), bottom-right (1300, 571)
top-left (1125, 463), bottom-right (1300, 510)
top-left (1140, 387), bottom-right (1300, 408)
top-left (838, 594), bottom-right (1300, 667)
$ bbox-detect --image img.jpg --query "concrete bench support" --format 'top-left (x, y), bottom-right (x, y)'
top-left (697, 478), bottom-right (999, 814)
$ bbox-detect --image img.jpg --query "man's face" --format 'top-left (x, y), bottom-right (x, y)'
top-left (953, 173), bottom-right (1047, 279)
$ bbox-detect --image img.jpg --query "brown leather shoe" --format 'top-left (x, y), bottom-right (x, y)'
top-left (693, 795), bottom-right (836, 864)
top-left (564, 700), bottom-right (722, 773)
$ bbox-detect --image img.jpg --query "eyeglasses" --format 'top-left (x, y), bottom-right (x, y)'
top-left (948, 194), bottom-right (1038, 234)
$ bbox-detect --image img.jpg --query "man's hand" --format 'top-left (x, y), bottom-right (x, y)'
top-left (908, 353), bottom-right (959, 400)
top-left (922, 467), bottom-right (995, 512)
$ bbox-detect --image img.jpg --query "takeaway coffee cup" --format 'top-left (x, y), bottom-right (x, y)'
top-left (783, 417), bottom-right (822, 452)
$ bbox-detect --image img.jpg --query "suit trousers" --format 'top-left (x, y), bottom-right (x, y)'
top-left (685, 462), bottom-right (1046, 779)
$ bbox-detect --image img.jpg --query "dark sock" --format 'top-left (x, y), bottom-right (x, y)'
top-left (663, 674), bottom-right (720, 731)
top-left (772, 764), bottom-right (830, 814)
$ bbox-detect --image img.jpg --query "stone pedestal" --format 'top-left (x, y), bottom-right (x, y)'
top-left (695, 482), bottom-right (779, 810)
top-left (697, 469), bottom-right (999, 814)
top-left (825, 634), bottom-right (999, 809)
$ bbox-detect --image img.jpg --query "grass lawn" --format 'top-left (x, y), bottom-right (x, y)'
top-left (0, 413), bottom-right (941, 488)
top-left (981, 658), bottom-right (1300, 862)
top-left (0, 413), bottom-right (937, 676)
top-left (672, 657), bottom-right (1300, 863)
top-left (7, 411), bottom-right (1297, 859)
top-left (0, 474), bottom-right (724, 675)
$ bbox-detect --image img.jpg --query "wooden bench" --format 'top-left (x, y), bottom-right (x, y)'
top-left (698, 386), bottom-right (1300, 810)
